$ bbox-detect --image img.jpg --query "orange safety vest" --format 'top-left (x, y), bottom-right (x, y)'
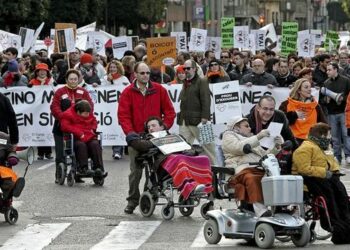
top-left (0, 166), bottom-right (17, 182)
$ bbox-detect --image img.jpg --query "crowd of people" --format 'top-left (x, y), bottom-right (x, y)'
top-left (1, 40), bottom-right (350, 244)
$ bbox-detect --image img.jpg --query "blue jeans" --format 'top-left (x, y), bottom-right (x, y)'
top-left (328, 113), bottom-right (350, 162)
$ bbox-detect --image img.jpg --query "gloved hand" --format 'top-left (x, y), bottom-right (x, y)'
top-left (325, 171), bottom-right (333, 179)
top-left (257, 129), bottom-right (270, 140)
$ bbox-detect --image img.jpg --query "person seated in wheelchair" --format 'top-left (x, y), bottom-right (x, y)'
top-left (126, 116), bottom-right (213, 200)
top-left (221, 116), bottom-right (283, 217)
top-left (0, 132), bottom-right (25, 200)
top-left (292, 122), bottom-right (350, 244)
top-left (60, 100), bottom-right (105, 177)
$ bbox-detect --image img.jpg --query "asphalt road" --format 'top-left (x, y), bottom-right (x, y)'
top-left (0, 147), bottom-right (350, 250)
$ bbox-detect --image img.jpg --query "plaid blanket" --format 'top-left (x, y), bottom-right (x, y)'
top-left (161, 154), bottom-right (213, 200)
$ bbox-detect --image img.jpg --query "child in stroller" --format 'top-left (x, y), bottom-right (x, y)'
top-left (127, 116), bottom-right (213, 219)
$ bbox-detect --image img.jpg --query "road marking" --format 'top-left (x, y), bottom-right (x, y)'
top-left (37, 162), bottom-right (55, 170)
top-left (12, 200), bottom-right (23, 208)
top-left (0, 223), bottom-right (70, 250)
top-left (90, 221), bottom-right (161, 250)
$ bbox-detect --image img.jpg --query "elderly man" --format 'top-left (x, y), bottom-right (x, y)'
top-left (177, 59), bottom-right (217, 165)
top-left (241, 58), bottom-right (277, 88)
top-left (246, 95), bottom-right (298, 150)
top-left (118, 62), bottom-right (176, 214)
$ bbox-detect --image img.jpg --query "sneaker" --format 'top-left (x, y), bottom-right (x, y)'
top-left (12, 177), bottom-right (25, 197)
top-left (45, 153), bottom-right (53, 160)
top-left (346, 156), bottom-right (350, 165)
top-left (113, 153), bottom-right (121, 160)
top-left (37, 155), bottom-right (44, 160)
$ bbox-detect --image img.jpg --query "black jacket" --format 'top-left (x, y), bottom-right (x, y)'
top-left (240, 71), bottom-right (277, 86)
top-left (0, 93), bottom-right (18, 145)
top-left (228, 65), bottom-right (252, 82)
top-left (312, 65), bottom-right (328, 87)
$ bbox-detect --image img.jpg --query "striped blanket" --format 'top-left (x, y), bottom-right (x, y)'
top-left (161, 154), bottom-right (213, 200)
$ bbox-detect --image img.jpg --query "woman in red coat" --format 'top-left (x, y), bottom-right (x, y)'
top-left (60, 100), bottom-right (104, 176)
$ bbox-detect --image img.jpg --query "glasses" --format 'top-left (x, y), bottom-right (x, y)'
top-left (209, 63), bottom-right (219, 67)
top-left (221, 56), bottom-right (229, 59)
top-left (183, 67), bottom-right (193, 71)
top-left (138, 71), bottom-right (150, 75)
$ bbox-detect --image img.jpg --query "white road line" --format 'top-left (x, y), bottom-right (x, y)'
top-left (90, 221), bottom-right (161, 250)
top-left (0, 223), bottom-right (70, 250)
top-left (12, 200), bottom-right (23, 208)
top-left (37, 162), bottom-right (55, 170)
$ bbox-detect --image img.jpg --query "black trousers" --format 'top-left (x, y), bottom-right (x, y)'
top-left (37, 146), bottom-right (52, 156)
top-left (74, 139), bottom-right (103, 171)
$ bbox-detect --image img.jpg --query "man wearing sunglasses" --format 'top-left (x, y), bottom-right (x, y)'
top-left (220, 51), bottom-right (234, 74)
top-left (118, 62), bottom-right (176, 214)
top-left (241, 58), bottom-right (277, 88)
top-left (177, 59), bottom-right (217, 165)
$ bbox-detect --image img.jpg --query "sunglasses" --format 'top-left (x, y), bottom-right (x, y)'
top-left (209, 63), bottom-right (219, 67)
top-left (183, 67), bottom-right (193, 71)
top-left (138, 71), bottom-right (150, 75)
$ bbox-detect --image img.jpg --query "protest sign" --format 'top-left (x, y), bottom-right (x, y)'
top-left (19, 27), bottom-right (35, 52)
top-left (0, 30), bottom-right (18, 51)
top-left (281, 22), bottom-right (298, 56)
top-left (112, 36), bottom-right (131, 60)
top-left (259, 23), bottom-right (277, 50)
top-left (170, 32), bottom-right (187, 52)
top-left (310, 29), bottom-right (322, 46)
top-left (221, 17), bottom-right (235, 49)
top-left (86, 31), bottom-right (110, 57)
top-left (189, 28), bottom-right (207, 52)
top-left (147, 37), bottom-right (176, 68)
top-left (251, 29), bottom-right (265, 51)
top-left (206, 37), bottom-right (221, 59)
top-left (324, 30), bottom-right (339, 52)
top-left (234, 26), bottom-right (249, 49)
top-left (56, 28), bottom-right (75, 53)
top-left (297, 32), bottom-right (315, 57)
top-left (54, 23), bottom-right (77, 53)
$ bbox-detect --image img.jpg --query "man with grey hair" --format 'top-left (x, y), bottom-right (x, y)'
top-left (177, 59), bottom-right (217, 165)
top-left (339, 51), bottom-right (350, 78)
top-left (241, 58), bottom-right (277, 88)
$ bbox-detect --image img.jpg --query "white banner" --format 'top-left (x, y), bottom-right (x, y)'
top-left (234, 26), bottom-right (249, 49)
top-left (189, 28), bottom-right (207, 52)
top-left (171, 32), bottom-right (187, 52)
top-left (252, 29), bottom-right (265, 51)
top-left (297, 33), bottom-right (315, 57)
top-left (19, 27), bottom-right (35, 52)
top-left (56, 28), bottom-right (75, 53)
top-left (0, 85), bottom-right (319, 146)
top-left (206, 37), bottom-right (221, 59)
top-left (259, 23), bottom-right (277, 50)
top-left (310, 29), bottom-right (322, 46)
top-left (86, 31), bottom-right (110, 57)
top-left (112, 36), bottom-right (131, 60)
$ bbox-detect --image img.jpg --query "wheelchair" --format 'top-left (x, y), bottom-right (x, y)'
top-left (56, 132), bottom-right (107, 187)
top-left (137, 147), bottom-right (222, 220)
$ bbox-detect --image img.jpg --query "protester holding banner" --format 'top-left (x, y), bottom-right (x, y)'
top-left (279, 78), bottom-right (326, 145)
top-left (117, 62), bottom-right (176, 214)
top-left (50, 69), bottom-right (94, 184)
top-left (102, 59), bottom-right (130, 160)
top-left (0, 59), bottom-right (28, 88)
top-left (177, 59), bottom-right (217, 165)
top-left (240, 58), bottom-right (277, 88)
top-left (1, 47), bottom-right (18, 76)
top-left (205, 58), bottom-right (230, 84)
top-left (246, 95), bottom-right (298, 150)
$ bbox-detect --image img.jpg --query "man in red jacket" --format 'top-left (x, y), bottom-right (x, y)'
top-left (118, 62), bottom-right (175, 214)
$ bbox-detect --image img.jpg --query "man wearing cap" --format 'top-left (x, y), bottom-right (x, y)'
top-left (118, 62), bottom-right (176, 214)
top-left (76, 53), bottom-right (101, 87)
top-left (246, 95), bottom-right (298, 150)
top-left (222, 116), bottom-right (282, 217)
top-left (177, 59), bottom-right (217, 165)
top-left (29, 63), bottom-right (54, 86)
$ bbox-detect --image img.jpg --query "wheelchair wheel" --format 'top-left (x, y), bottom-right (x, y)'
top-left (161, 204), bottom-right (175, 220)
top-left (5, 207), bottom-right (18, 225)
top-left (67, 171), bottom-right (75, 187)
top-left (200, 201), bottom-right (214, 219)
top-left (178, 196), bottom-right (194, 217)
top-left (139, 191), bottom-right (156, 217)
top-left (93, 176), bottom-right (104, 186)
top-left (254, 223), bottom-right (275, 249)
top-left (57, 163), bottom-right (66, 185)
top-left (291, 223), bottom-right (310, 247)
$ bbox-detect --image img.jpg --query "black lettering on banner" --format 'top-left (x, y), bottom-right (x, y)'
top-left (39, 113), bottom-right (54, 126)
top-left (240, 91), bottom-right (272, 104)
top-left (4, 91), bottom-right (35, 105)
top-left (95, 112), bottom-right (113, 126)
top-left (214, 92), bottom-right (239, 104)
top-left (179, 37), bottom-right (186, 49)
top-left (16, 113), bottom-right (33, 126)
top-left (167, 89), bottom-right (179, 103)
top-left (41, 90), bottom-right (54, 104)
top-left (97, 89), bottom-right (118, 103)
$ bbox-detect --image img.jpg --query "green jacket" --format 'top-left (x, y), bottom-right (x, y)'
top-left (177, 75), bottom-right (211, 126)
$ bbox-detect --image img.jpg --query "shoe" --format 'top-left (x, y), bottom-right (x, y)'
top-left (124, 205), bottom-right (135, 214)
top-left (346, 156), bottom-right (350, 165)
top-left (260, 210), bottom-right (272, 217)
top-left (45, 154), bottom-right (53, 160)
top-left (12, 177), bottom-right (25, 197)
top-left (94, 168), bottom-right (103, 176)
top-left (193, 184), bottom-right (206, 194)
top-left (113, 153), bottom-right (121, 160)
top-left (37, 155), bottom-right (44, 160)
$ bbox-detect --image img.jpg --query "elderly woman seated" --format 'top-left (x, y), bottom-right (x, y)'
top-left (222, 116), bottom-right (282, 217)
top-left (292, 122), bottom-right (350, 244)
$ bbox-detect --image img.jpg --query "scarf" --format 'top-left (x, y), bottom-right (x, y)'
top-left (308, 135), bottom-right (331, 150)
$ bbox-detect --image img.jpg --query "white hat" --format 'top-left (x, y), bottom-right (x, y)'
top-left (227, 116), bottom-right (248, 130)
